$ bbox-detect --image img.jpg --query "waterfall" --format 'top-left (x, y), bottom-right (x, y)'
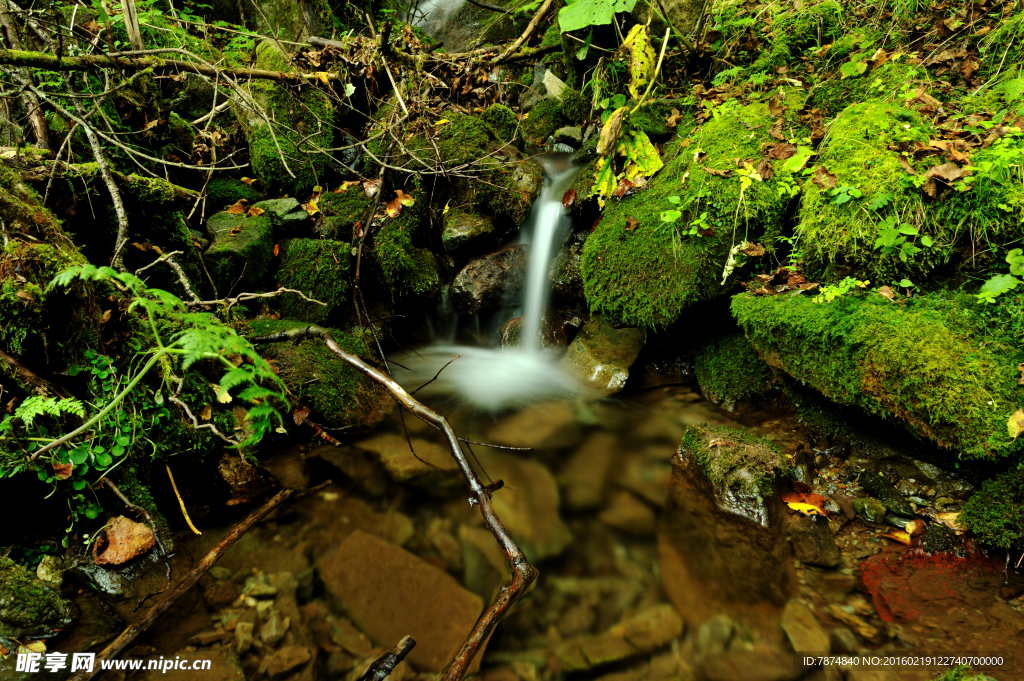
top-left (395, 156), bottom-right (584, 410)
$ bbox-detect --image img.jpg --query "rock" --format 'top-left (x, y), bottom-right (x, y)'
top-left (599, 491), bottom-right (657, 537)
top-left (450, 245), bottom-right (526, 315)
top-left (554, 126), bottom-right (583, 148)
top-left (318, 531), bottom-right (484, 672)
top-left (659, 425), bottom-right (794, 628)
top-left (702, 650), bottom-right (799, 681)
top-left (329, 617), bottom-right (373, 656)
top-left (786, 515), bottom-right (840, 568)
top-left (36, 556), bottom-right (62, 587)
top-left (253, 197), bottom-right (309, 237)
top-left (204, 210), bottom-right (273, 291)
top-left (554, 604), bottom-right (683, 672)
top-left (804, 569), bottom-right (857, 603)
top-left (550, 235), bottom-right (585, 304)
top-left (478, 450), bottom-right (573, 561)
top-left (921, 524), bottom-right (957, 553)
top-left (619, 455), bottom-right (672, 507)
top-left (859, 473), bottom-right (915, 517)
top-left (235, 620), bottom-right (254, 654)
top-left (291, 489), bottom-right (414, 562)
top-left (561, 317), bottom-right (645, 394)
top-left (519, 64), bottom-right (550, 110)
top-left (260, 608), bottom-right (290, 647)
top-left (143, 648), bottom-right (245, 681)
top-left (827, 604), bottom-right (881, 643)
top-left (274, 239), bottom-right (350, 325)
top-left (990, 600), bottom-right (1024, 635)
top-left (0, 557), bottom-right (76, 644)
top-left (309, 444), bottom-right (390, 497)
top-left (852, 498), bottom-right (887, 523)
top-left (353, 432), bottom-right (460, 487)
top-left (459, 524), bottom-right (510, 601)
top-left (692, 614), bottom-right (735, 656)
top-left (780, 600), bottom-right (829, 653)
top-left (543, 69), bottom-right (568, 100)
top-left (487, 401), bottom-right (584, 449)
top-left (259, 645), bottom-right (312, 678)
top-left (559, 431), bottom-right (616, 510)
top-left (262, 446), bottom-right (311, 491)
top-left (442, 212), bottom-right (495, 257)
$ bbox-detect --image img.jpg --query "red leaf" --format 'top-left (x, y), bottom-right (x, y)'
top-left (562, 189), bottom-right (576, 207)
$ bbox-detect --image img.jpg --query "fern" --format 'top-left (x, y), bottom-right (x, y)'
top-left (15, 396), bottom-right (87, 429)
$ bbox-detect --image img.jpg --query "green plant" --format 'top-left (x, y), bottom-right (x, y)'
top-left (829, 184), bottom-right (863, 205)
top-left (976, 248), bottom-right (1024, 303)
top-left (812, 276), bottom-right (870, 303)
top-left (873, 216), bottom-right (934, 263)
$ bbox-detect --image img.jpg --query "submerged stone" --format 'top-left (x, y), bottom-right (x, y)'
top-left (561, 316), bottom-right (645, 394)
top-left (786, 515), bottom-right (840, 568)
top-left (553, 604), bottom-right (683, 672)
top-left (852, 498), bottom-right (887, 523)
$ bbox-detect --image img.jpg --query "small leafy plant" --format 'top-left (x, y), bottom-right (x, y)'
top-left (812, 277), bottom-right (870, 303)
top-left (873, 217), bottom-right (934, 262)
top-left (977, 249), bottom-right (1024, 303)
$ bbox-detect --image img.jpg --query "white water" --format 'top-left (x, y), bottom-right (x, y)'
top-left (394, 156), bottom-right (584, 411)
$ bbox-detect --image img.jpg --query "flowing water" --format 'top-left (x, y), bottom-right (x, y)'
top-left (394, 155), bottom-right (584, 411)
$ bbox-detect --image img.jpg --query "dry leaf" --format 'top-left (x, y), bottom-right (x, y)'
top-left (756, 157), bottom-right (775, 180)
top-left (100, 309), bottom-right (112, 323)
top-left (93, 515), bottom-right (156, 565)
top-left (1008, 408), bottom-right (1024, 441)
top-left (898, 155), bottom-right (917, 175)
top-left (768, 143), bottom-right (798, 160)
top-left (871, 48), bottom-right (888, 70)
top-left (783, 490), bottom-right (829, 513)
top-left (273, 243), bottom-right (280, 257)
top-left (394, 189), bottom-right (416, 207)
top-left (1017, 363), bottom-right (1024, 386)
top-left (240, 177), bottom-right (256, 185)
top-left (880, 530), bottom-right (911, 545)
top-left (811, 166), bottom-right (837, 189)
top-left (769, 118), bottom-right (785, 141)
top-left (935, 511), bottom-right (964, 531)
top-left (703, 167), bottom-right (734, 178)
top-left (625, 216), bottom-right (639, 231)
top-left (878, 285), bottom-right (897, 301)
top-left (363, 179), bottom-right (381, 198)
top-left (562, 189), bottom-right (576, 207)
top-left (613, 178), bottom-right (635, 198)
top-left (914, 85), bottom-right (942, 108)
top-left (598, 106), bottom-right (628, 157)
top-left (15, 290), bottom-right (35, 303)
top-left (385, 195), bottom-right (404, 218)
top-left (293, 406), bottom-right (311, 425)
top-left (665, 107), bottom-right (684, 128)
top-left (246, 206), bottom-right (265, 218)
top-left (226, 199), bottom-right (249, 214)
top-left (768, 98), bottom-right (784, 117)
top-left (199, 404), bottom-right (212, 421)
top-left (922, 162), bottom-right (968, 198)
top-left (228, 227), bottom-right (242, 236)
top-left (905, 519), bottom-right (926, 536)
top-left (741, 242), bottom-right (766, 257)
top-left (53, 462), bottom-right (73, 480)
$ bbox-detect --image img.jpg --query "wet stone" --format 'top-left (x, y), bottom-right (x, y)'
top-left (449, 245), bottom-right (526, 315)
top-left (859, 474), bottom-right (915, 516)
top-left (487, 401), bottom-right (584, 449)
top-left (353, 433), bottom-right (460, 486)
top-left (0, 556), bottom-right (76, 642)
top-left (259, 645), bottom-right (311, 678)
top-left (554, 126), bottom-right (583, 148)
top-left (561, 316), bottom-right (646, 394)
top-left (786, 515), bottom-right (841, 568)
top-left (852, 498), bottom-right (887, 523)
top-left (143, 648), bottom-right (245, 681)
top-left (559, 431), bottom-right (616, 511)
top-left (599, 491), bottom-right (657, 537)
top-left (204, 211), bottom-right (273, 290)
top-left (804, 569), bottom-right (857, 603)
top-left (442, 212), bottom-right (495, 257)
top-left (781, 600), bottom-right (829, 653)
top-left (260, 608), bottom-right (290, 647)
top-left (921, 524), bottom-right (958, 554)
top-left (235, 621), bottom-right (254, 655)
top-left (252, 197), bottom-right (309, 238)
top-left (702, 650), bottom-right (800, 681)
top-left (554, 604), bottom-right (683, 673)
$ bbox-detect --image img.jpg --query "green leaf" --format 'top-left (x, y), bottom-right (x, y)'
top-left (1006, 248), bottom-right (1024, 276)
top-left (780, 146), bottom-right (815, 173)
top-left (111, 445), bottom-right (126, 457)
top-left (95, 453), bottom-right (112, 469)
top-left (660, 209), bottom-right (682, 223)
top-left (558, 0), bottom-right (640, 32)
top-left (575, 29), bottom-right (593, 60)
top-left (977, 274), bottom-right (1023, 303)
top-left (667, 196), bottom-right (681, 204)
top-left (898, 224), bottom-right (919, 235)
top-left (920, 235), bottom-right (934, 247)
top-left (70, 447), bottom-right (89, 465)
top-left (72, 478), bottom-right (87, 490)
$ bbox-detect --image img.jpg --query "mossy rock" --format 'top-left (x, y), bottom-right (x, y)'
top-left (483, 103), bottom-right (518, 143)
top-left (233, 40), bottom-right (333, 196)
top-left (0, 556), bottom-right (76, 642)
top-left (318, 187), bottom-right (373, 241)
top-left (371, 194), bottom-right (441, 302)
top-left (559, 88), bottom-right (588, 126)
top-left (275, 238), bottom-right (350, 324)
top-left (750, 0), bottom-right (844, 74)
top-left (694, 333), bottom-right (777, 410)
top-left (731, 291), bottom-right (1024, 460)
top-left (960, 466), bottom-right (1024, 551)
top-left (204, 211), bottom-right (274, 292)
top-left (581, 102), bottom-right (790, 328)
top-left (206, 177), bottom-right (265, 214)
top-left (522, 98), bottom-right (565, 144)
top-left (246, 319), bottom-right (384, 429)
top-left (442, 211), bottom-right (495, 257)
top-left (809, 61), bottom-right (924, 115)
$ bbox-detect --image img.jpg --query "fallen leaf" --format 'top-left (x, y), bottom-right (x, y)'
top-left (769, 118), bottom-right (785, 141)
top-left (598, 106), bottom-right (628, 157)
top-left (53, 462), bottom-right (73, 480)
top-left (240, 177), bottom-right (256, 185)
top-left (246, 206), bottom-right (265, 217)
top-left (199, 404), bottom-right (212, 421)
top-left (363, 179), bottom-right (381, 198)
top-left (1009, 408), bottom-right (1024, 440)
top-left (1017, 363), bottom-right (1024, 386)
top-left (922, 162), bottom-right (969, 198)
top-left (394, 189), bottom-right (416, 207)
top-left (811, 166), bottom-right (837, 189)
top-left (871, 48), bottom-right (888, 70)
top-left (878, 285), bottom-right (897, 301)
top-left (768, 98), bottom-right (784, 117)
top-left (613, 179), bottom-right (634, 198)
top-left (385, 195), bottom-right (404, 218)
top-left (703, 167), bottom-right (734, 178)
top-left (905, 519), bottom-right (926, 536)
top-left (15, 290), bottom-right (35, 303)
top-left (935, 511), bottom-right (964, 531)
top-left (741, 242), bottom-right (766, 257)
top-left (707, 438), bottom-right (737, 448)
top-left (302, 196), bottom-right (321, 216)
top-left (20, 641), bottom-right (46, 654)
top-left (783, 490), bottom-right (829, 513)
top-left (562, 189), bottom-right (576, 207)
top-left (768, 143), bottom-right (798, 160)
top-left (898, 155), bottom-right (917, 175)
top-left (93, 515), bottom-right (156, 565)
top-left (756, 157), bottom-right (775, 180)
top-left (787, 502), bottom-right (827, 516)
top-left (880, 530), bottom-right (911, 545)
top-left (914, 85), bottom-right (942, 108)
top-left (273, 243), bottom-right (280, 257)
top-left (226, 199), bottom-right (249, 214)
top-left (625, 216), bottom-right (639, 231)
top-left (665, 107), bottom-right (684, 128)
top-left (293, 406), bottom-right (311, 425)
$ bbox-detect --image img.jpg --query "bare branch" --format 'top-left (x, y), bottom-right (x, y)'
top-left (357, 636), bottom-right (416, 681)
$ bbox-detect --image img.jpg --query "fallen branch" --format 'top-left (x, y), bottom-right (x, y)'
top-left (135, 250), bottom-right (200, 302)
top-left (0, 347), bottom-right (67, 397)
top-left (357, 635), bottom-right (416, 681)
top-left (248, 326), bottom-right (538, 681)
top-left (493, 0), bottom-right (554, 63)
top-left (67, 489), bottom-right (294, 681)
top-left (183, 287), bottom-right (327, 315)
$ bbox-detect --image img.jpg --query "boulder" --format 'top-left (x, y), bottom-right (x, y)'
top-left (852, 498), bottom-right (886, 523)
top-left (0, 556), bottom-right (76, 644)
top-left (486, 400), bottom-right (584, 449)
top-left (561, 317), bottom-right (645, 394)
top-left (442, 211), bottom-right (495, 257)
top-left (254, 197), bottom-right (309, 238)
top-left (204, 210), bottom-right (273, 291)
top-left (694, 333), bottom-right (776, 411)
top-left (558, 431), bottom-right (616, 511)
top-left (549, 234), bottom-right (585, 304)
top-left (450, 245), bottom-right (526, 315)
top-left (274, 238), bottom-right (350, 325)
top-left (786, 515), bottom-right (840, 568)
top-left (318, 531), bottom-right (484, 672)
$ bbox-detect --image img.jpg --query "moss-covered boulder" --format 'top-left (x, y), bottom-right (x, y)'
top-left (247, 320), bottom-right (384, 429)
top-left (0, 556), bottom-right (76, 643)
top-left (233, 40), bottom-right (333, 196)
top-left (204, 210), bottom-right (274, 292)
top-left (960, 466), bottom-right (1024, 550)
top-left (750, 1), bottom-right (844, 74)
top-left (371, 194), bottom-right (441, 302)
top-left (275, 239), bottom-right (350, 324)
top-left (581, 102), bottom-right (790, 327)
top-left (694, 333), bottom-right (777, 411)
top-left (318, 187), bottom-right (373, 241)
top-left (731, 292), bottom-right (1024, 459)
top-left (442, 211), bottom-right (495, 257)
top-left (206, 177), bottom-right (265, 214)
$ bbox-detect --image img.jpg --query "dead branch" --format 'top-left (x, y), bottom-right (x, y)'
top-left (184, 287), bottom-right (328, 315)
top-left (0, 1), bottom-right (51, 150)
top-left (357, 635), bottom-right (416, 681)
top-left (135, 250), bottom-right (200, 302)
top-left (493, 0), bottom-right (554, 63)
top-left (168, 376), bottom-right (240, 446)
top-left (248, 326), bottom-right (538, 680)
top-left (67, 489), bottom-right (294, 681)
top-left (0, 346), bottom-right (67, 397)
top-left (0, 47), bottom-right (348, 82)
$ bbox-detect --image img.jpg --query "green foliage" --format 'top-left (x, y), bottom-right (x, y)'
top-left (976, 250), bottom-right (1024, 303)
top-left (694, 334), bottom-right (776, 409)
top-left (872, 217), bottom-right (934, 263)
top-left (960, 466), bottom-right (1024, 550)
top-left (522, 98), bottom-right (566, 143)
top-left (560, 88), bottom-right (588, 125)
top-left (812, 277), bottom-right (870, 303)
top-left (14, 397), bottom-right (86, 430)
top-left (558, 0), bottom-right (639, 33)
top-left (732, 292), bottom-right (1024, 459)
top-left (749, 1), bottom-right (844, 73)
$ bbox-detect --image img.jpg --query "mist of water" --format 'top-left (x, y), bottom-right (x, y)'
top-left (394, 156), bottom-right (585, 411)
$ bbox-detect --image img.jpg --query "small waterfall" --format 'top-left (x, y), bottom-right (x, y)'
top-left (395, 156), bottom-right (584, 410)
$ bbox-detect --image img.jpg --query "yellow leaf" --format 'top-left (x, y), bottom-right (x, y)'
top-left (786, 502), bottom-right (826, 516)
top-left (881, 530), bottom-right (911, 545)
top-left (622, 24), bottom-right (656, 100)
top-left (246, 206), bottom-right (265, 217)
top-left (598, 106), bottom-right (628, 157)
top-left (435, 118), bottom-right (450, 126)
top-left (211, 384), bottom-right (232, 404)
top-left (590, 157), bottom-right (617, 208)
top-left (620, 129), bottom-right (663, 182)
top-left (20, 641), bottom-right (46, 654)
top-left (1008, 408), bottom-right (1024, 440)
top-left (443, 200), bottom-right (450, 215)
top-left (199, 404), bottom-right (212, 421)
top-left (315, 71), bottom-right (330, 85)
top-left (302, 197), bottom-right (320, 216)
top-left (935, 511), bottom-right (964, 531)
top-left (395, 189), bottom-right (416, 207)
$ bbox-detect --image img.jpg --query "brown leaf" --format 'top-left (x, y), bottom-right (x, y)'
top-left (53, 462), bottom-right (73, 480)
top-left (768, 143), bottom-right (797, 160)
top-left (613, 179), bottom-right (634, 198)
top-left (703, 167), bottom-right (734, 178)
top-left (363, 179), bottom-right (381, 198)
top-left (914, 85), bottom-right (942, 108)
top-left (562, 189), bottom-right (576, 207)
top-left (756, 157), bottom-right (775, 180)
top-left (273, 243), bottom-right (280, 257)
top-left (905, 519), bottom-right (926, 536)
top-left (922, 162), bottom-right (969, 198)
top-left (898, 155), bottom-right (917, 175)
top-left (385, 196), bottom-right (403, 218)
top-left (768, 97), bottom-right (785, 117)
top-left (93, 516), bottom-right (156, 566)
top-left (625, 216), bottom-right (639, 231)
top-left (665, 107), bottom-right (684, 128)
top-left (394, 189), bottom-right (416, 207)
top-left (769, 118), bottom-right (785, 140)
top-left (782, 491), bottom-right (830, 514)
top-left (880, 530), bottom-right (912, 545)
top-left (1017, 362), bottom-right (1024, 386)
top-left (100, 309), bottom-right (112, 324)
top-left (1009, 408), bottom-right (1024, 441)
top-left (246, 206), bottom-right (265, 217)
top-left (741, 242), bottom-right (766, 257)
top-left (598, 106), bottom-right (628, 157)
top-left (811, 166), bottom-right (837, 189)
top-left (240, 177), bottom-right (256, 185)
top-left (961, 57), bottom-right (979, 79)
top-left (878, 285), bottom-right (897, 301)
top-left (15, 290), bottom-right (35, 304)
top-left (199, 404), bottom-right (212, 421)
top-left (226, 198), bottom-right (249, 214)
top-left (871, 48), bottom-right (888, 70)
top-left (293, 406), bottom-right (311, 425)
top-left (982, 125), bottom-right (1010, 148)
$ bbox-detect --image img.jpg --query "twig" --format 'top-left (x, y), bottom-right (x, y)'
top-left (300, 415), bottom-right (343, 446)
top-left (67, 489), bottom-right (293, 681)
top-left (184, 287), bottom-right (327, 315)
top-left (166, 464), bottom-right (201, 535)
top-left (248, 326), bottom-right (538, 681)
top-left (411, 353), bottom-right (460, 395)
top-left (357, 635), bottom-right (416, 681)
top-left (190, 99), bottom-right (231, 127)
top-left (167, 376), bottom-right (240, 445)
top-left (135, 250), bottom-right (200, 302)
top-left (493, 0), bottom-right (553, 63)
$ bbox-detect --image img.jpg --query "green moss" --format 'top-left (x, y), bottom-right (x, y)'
top-left (206, 178), bottom-right (265, 213)
top-left (695, 333), bottom-right (777, 409)
top-left (245, 319), bottom-right (382, 428)
top-left (978, 11), bottom-right (1024, 78)
top-left (959, 467), bottom-right (1024, 550)
top-left (559, 88), bottom-right (588, 125)
top-left (731, 291), bottom-right (1024, 459)
top-left (318, 188), bottom-right (373, 241)
top-left (809, 62), bottom-right (927, 115)
top-left (680, 423), bottom-right (789, 494)
top-left (435, 113), bottom-right (495, 165)
top-left (239, 41), bottom-right (334, 196)
top-left (749, 1), bottom-right (843, 73)
top-left (581, 102), bottom-right (789, 327)
top-left (483, 103), bottom-right (518, 143)
top-left (630, 99), bottom-right (689, 139)
top-left (371, 197), bottom-right (439, 300)
top-left (0, 556), bottom-right (75, 640)
top-left (275, 239), bottom-right (350, 324)
top-left (522, 97), bottom-right (565, 143)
